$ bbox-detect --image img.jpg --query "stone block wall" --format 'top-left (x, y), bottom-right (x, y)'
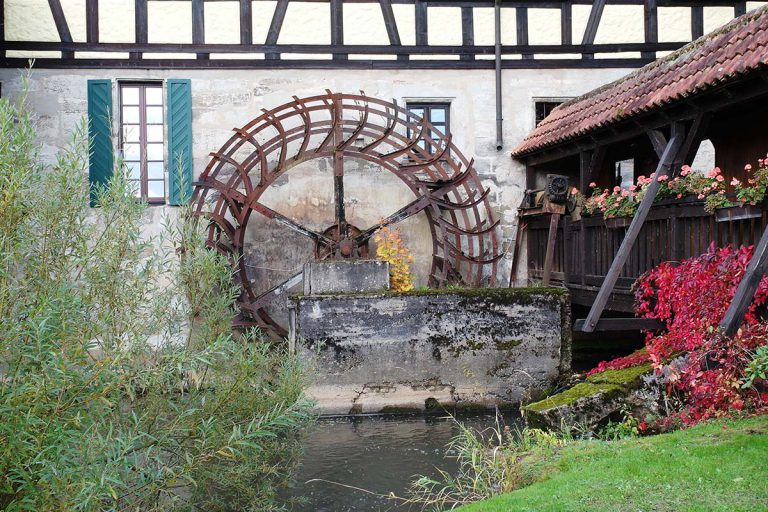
top-left (290, 287), bottom-right (570, 415)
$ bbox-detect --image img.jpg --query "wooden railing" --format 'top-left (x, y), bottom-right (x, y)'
top-left (526, 199), bottom-right (768, 312)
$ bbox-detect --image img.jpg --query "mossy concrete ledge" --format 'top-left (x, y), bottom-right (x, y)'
top-left (289, 287), bottom-right (571, 415)
top-left (522, 362), bottom-right (654, 430)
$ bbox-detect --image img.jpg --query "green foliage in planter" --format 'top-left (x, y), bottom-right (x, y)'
top-left (0, 75), bottom-right (312, 511)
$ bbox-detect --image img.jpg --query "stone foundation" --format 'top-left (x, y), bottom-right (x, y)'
top-left (289, 288), bottom-right (570, 415)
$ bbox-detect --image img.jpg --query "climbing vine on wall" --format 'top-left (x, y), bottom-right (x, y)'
top-left (374, 226), bottom-right (414, 292)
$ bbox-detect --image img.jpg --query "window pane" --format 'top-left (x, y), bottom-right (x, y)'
top-left (146, 143), bottom-right (164, 161)
top-left (147, 180), bottom-right (165, 199)
top-left (145, 87), bottom-right (163, 106)
top-left (122, 87), bottom-right (139, 105)
top-left (409, 107), bottom-right (424, 119)
top-left (146, 125), bottom-right (164, 143)
top-left (123, 143), bottom-right (140, 160)
top-left (430, 108), bottom-right (446, 123)
top-left (146, 106), bottom-right (163, 124)
top-left (122, 125), bottom-right (140, 143)
top-left (128, 180), bottom-right (141, 198)
top-left (147, 161), bottom-right (164, 180)
top-left (122, 106), bottom-right (139, 124)
top-left (125, 161), bottom-right (141, 179)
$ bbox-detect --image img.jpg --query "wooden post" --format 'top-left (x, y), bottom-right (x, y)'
top-left (580, 124), bottom-right (683, 332)
top-left (508, 213), bottom-right (525, 288)
top-left (543, 213), bottom-right (560, 285)
top-left (720, 224), bottom-right (768, 336)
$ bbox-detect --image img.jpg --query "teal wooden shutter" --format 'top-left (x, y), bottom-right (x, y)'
top-left (167, 79), bottom-right (193, 205)
top-left (87, 79), bottom-right (113, 207)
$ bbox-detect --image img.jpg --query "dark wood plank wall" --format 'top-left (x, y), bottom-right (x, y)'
top-left (0, 0), bottom-right (753, 69)
top-left (527, 203), bottom-right (768, 311)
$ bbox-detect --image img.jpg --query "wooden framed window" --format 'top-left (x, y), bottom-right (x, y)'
top-left (119, 82), bottom-right (165, 204)
top-left (534, 100), bottom-right (563, 126)
top-left (407, 102), bottom-right (450, 154)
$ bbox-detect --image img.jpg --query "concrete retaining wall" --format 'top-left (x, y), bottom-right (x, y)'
top-left (290, 287), bottom-right (570, 415)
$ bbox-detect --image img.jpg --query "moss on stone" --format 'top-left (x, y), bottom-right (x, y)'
top-left (293, 286), bottom-right (568, 304)
top-left (523, 382), bottom-right (624, 413)
top-left (586, 363), bottom-right (653, 389)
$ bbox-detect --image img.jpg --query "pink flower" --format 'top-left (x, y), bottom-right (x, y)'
top-left (621, 190), bottom-right (629, 197)
top-left (677, 194), bottom-right (683, 199)
top-left (716, 175), bottom-right (724, 182)
top-left (589, 182), bottom-right (597, 188)
top-left (749, 179), bottom-right (756, 185)
top-left (681, 165), bottom-right (691, 173)
top-left (629, 184), bottom-right (637, 191)
top-left (731, 178), bottom-right (741, 186)
top-left (657, 175), bottom-right (669, 182)
top-left (698, 194), bottom-right (705, 199)
top-left (637, 175), bottom-right (646, 183)
top-left (613, 186), bottom-right (621, 193)
top-left (571, 187), bottom-right (579, 195)
top-left (745, 164), bottom-right (753, 171)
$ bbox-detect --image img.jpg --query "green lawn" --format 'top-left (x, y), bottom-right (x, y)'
top-left (459, 415), bottom-right (768, 512)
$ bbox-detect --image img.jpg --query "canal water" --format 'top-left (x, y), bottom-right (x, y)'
top-left (281, 411), bottom-right (522, 511)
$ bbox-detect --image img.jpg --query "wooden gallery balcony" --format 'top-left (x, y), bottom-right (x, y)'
top-left (525, 200), bottom-right (768, 313)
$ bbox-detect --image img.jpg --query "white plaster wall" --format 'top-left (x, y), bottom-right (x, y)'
top-left (6, 1), bottom-right (763, 59)
top-left (0, 66), bottom-right (629, 290)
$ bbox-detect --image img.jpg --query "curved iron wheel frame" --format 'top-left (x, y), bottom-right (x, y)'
top-left (191, 91), bottom-right (501, 336)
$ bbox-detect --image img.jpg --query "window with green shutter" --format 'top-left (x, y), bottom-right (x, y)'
top-left (87, 79), bottom-right (113, 207)
top-left (167, 79), bottom-right (192, 205)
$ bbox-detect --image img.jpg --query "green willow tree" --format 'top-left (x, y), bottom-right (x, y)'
top-left (0, 76), bottom-right (313, 511)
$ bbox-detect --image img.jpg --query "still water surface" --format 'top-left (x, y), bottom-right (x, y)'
top-left (281, 412), bottom-right (522, 512)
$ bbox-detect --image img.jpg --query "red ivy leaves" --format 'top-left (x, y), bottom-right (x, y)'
top-left (590, 244), bottom-right (768, 426)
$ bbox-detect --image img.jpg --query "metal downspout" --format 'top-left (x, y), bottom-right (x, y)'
top-left (494, 0), bottom-right (503, 150)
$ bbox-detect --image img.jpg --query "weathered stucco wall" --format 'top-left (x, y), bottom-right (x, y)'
top-left (0, 66), bottom-right (633, 294)
top-left (290, 288), bottom-right (570, 414)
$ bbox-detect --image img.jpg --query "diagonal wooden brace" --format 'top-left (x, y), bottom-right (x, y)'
top-left (580, 124), bottom-right (683, 332)
top-left (719, 224), bottom-right (768, 336)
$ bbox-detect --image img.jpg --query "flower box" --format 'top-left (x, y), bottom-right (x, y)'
top-left (714, 204), bottom-right (764, 223)
top-left (604, 216), bottom-right (632, 229)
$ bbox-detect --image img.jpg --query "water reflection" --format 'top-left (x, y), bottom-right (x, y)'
top-left (281, 411), bottom-right (522, 512)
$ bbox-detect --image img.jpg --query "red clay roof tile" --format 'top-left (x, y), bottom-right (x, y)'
top-left (513, 5), bottom-right (768, 157)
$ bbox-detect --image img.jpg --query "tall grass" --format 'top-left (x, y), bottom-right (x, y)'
top-left (406, 415), bottom-right (570, 510)
top-left (0, 74), bottom-right (313, 511)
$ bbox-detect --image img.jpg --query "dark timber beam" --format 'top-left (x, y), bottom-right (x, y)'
top-left (0, 0), bottom-right (4, 60)
top-left (379, 0), bottom-right (406, 61)
top-left (691, 5), bottom-right (704, 38)
top-left (48, 0), bottom-right (73, 58)
top-left (720, 225), bottom-right (768, 336)
top-left (461, 6), bottom-right (474, 61)
top-left (192, 0), bottom-right (208, 59)
top-left (643, 0), bottom-right (658, 59)
top-left (561, 1), bottom-right (573, 45)
top-left (581, 0), bottom-right (606, 59)
top-left (132, 0), bottom-right (148, 60)
top-left (517, 7), bottom-right (533, 60)
top-left (331, 0), bottom-right (346, 60)
top-left (574, 318), bottom-right (665, 331)
top-left (580, 123), bottom-right (684, 332)
top-left (266, 0), bottom-right (289, 60)
top-left (240, 0), bottom-right (252, 45)
top-left (86, 0), bottom-right (99, 43)
top-left (735, 2), bottom-right (747, 17)
top-left (415, 0), bottom-right (428, 46)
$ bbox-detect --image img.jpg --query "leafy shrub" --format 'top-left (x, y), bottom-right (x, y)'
top-left (0, 77), bottom-right (312, 511)
top-left (591, 244), bottom-right (768, 428)
top-left (373, 226), bottom-right (414, 292)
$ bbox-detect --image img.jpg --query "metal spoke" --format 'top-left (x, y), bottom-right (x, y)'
top-left (251, 201), bottom-right (335, 247)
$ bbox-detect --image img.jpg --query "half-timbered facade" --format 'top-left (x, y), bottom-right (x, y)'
top-left (0, 1), bottom-right (763, 325)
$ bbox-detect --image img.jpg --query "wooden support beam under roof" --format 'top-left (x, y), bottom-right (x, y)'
top-left (331, 0), bottom-right (347, 60)
top-left (415, 0), bottom-right (428, 46)
top-left (561, 1), bottom-right (573, 45)
top-left (720, 223), bottom-right (768, 336)
top-left (578, 123), bottom-right (684, 332)
top-left (192, 0), bottom-right (208, 59)
top-left (461, 6), bottom-right (474, 61)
